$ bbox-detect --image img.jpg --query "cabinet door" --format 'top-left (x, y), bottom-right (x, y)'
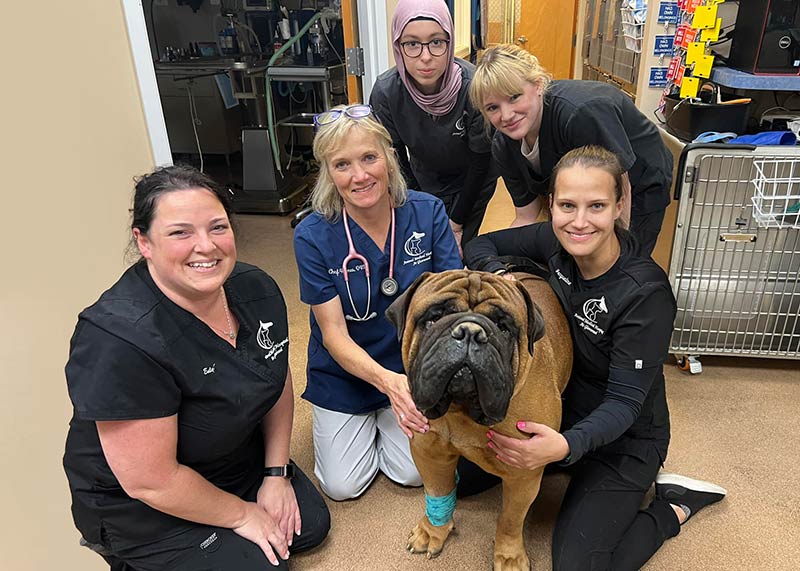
top-left (584, 0), bottom-right (596, 63)
top-left (587, 0), bottom-right (603, 67)
top-left (613, 23), bottom-right (637, 84)
top-left (598, 0), bottom-right (618, 74)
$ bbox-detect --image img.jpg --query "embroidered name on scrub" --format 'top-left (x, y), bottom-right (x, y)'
top-left (328, 264), bottom-right (366, 276)
top-left (261, 338), bottom-right (288, 361)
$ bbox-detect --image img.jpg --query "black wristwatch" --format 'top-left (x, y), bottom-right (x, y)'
top-left (263, 464), bottom-right (295, 479)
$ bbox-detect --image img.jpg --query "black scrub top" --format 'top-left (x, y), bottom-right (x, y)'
top-left (465, 225), bottom-right (675, 462)
top-left (63, 261), bottom-right (289, 549)
top-left (493, 80), bottom-right (674, 215)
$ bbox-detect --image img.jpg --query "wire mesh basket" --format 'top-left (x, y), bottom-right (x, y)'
top-left (621, 7), bottom-right (647, 24)
top-left (751, 157), bottom-right (800, 230)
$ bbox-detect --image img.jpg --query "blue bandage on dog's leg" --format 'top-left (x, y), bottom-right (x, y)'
top-left (425, 470), bottom-right (460, 527)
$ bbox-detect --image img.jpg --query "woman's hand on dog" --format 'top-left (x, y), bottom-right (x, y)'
top-left (487, 421), bottom-right (569, 470)
top-left (382, 371), bottom-right (430, 438)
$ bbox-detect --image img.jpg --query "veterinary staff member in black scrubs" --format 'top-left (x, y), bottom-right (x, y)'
top-left (370, 0), bottom-right (497, 253)
top-left (470, 44), bottom-right (673, 256)
top-left (465, 146), bottom-right (726, 571)
top-left (63, 166), bottom-right (329, 571)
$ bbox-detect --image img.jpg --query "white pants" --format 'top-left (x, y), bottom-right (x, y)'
top-left (312, 405), bottom-right (422, 501)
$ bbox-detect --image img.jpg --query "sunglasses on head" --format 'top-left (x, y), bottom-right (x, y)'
top-left (313, 104), bottom-right (373, 128)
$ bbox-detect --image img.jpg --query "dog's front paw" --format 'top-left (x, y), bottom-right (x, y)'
top-left (494, 542), bottom-right (530, 571)
top-left (407, 516), bottom-right (455, 559)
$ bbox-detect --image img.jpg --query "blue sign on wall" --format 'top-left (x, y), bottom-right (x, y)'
top-left (649, 67), bottom-right (669, 88)
top-left (657, 2), bottom-right (680, 24)
top-left (654, 35), bottom-right (675, 56)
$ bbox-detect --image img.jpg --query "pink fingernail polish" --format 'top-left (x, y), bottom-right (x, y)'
top-left (517, 421), bottom-right (525, 430)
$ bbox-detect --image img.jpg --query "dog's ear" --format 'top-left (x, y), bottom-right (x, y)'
top-left (515, 281), bottom-right (545, 355)
top-left (385, 272), bottom-right (433, 342)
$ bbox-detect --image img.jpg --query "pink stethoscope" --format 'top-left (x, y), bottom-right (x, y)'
top-left (341, 206), bottom-right (399, 322)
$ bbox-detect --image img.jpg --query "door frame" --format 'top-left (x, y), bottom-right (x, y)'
top-left (121, 0), bottom-right (172, 167)
top-left (357, 2), bottom-right (390, 103)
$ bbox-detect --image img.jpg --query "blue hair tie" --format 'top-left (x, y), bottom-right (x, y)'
top-left (425, 470), bottom-right (459, 527)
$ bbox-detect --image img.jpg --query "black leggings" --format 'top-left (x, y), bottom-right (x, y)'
top-left (102, 466), bottom-right (330, 571)
top-left (552, 446), bottom-right (680, 571)
top-left (456, 446), bottom-right (680, 571)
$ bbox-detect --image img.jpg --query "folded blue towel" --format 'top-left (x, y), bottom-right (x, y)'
top-left (727, 131), bottom-right (797, 146)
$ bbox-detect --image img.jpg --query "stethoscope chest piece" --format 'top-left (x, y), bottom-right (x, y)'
top-left (380, 276), bottom-right (399, 297)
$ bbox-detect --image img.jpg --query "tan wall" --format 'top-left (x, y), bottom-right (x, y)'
top-left (0, 2), bottom-right (154, 569)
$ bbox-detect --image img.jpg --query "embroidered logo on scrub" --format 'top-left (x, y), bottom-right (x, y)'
top-left (404, 232), bottom-right (425, 256)
top-left (452, 111), bottom-right (468, 137)
top-left (574, 296), bottom-right (609, 336)
top-left (403, 231), bottom-right (432, 266)
top-left (257, 320), bottom-right (288, 361)
top-left (256, 321), bottom-right (274, 350)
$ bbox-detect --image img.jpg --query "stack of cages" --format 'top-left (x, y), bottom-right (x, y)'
top-left (669, 146), bottom-right (800, 362)
top-left (583, 0), bottom-right (641, 87)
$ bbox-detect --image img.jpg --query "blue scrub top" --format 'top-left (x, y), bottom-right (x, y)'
top-left (293, 190), bottom-right (463, 414)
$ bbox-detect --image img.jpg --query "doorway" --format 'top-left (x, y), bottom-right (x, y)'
top-left (123, 0), bottom-right (351, 214)
top-left (482, 0), bottom-right (578, 79)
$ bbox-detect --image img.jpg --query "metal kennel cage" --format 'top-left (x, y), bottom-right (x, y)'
top-left (668, 144), bottom-right (800, 372)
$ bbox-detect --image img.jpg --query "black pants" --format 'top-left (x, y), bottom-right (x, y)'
top-left (102, 465), bottom-right (330, 571)
top-left (456, 447), bottom-right (680, 571)
top-left (439, 178), bottom-right (498, 250)
top-left (630, 209), bottom-right (666, 258)
top-left (552, 446), bottom-right (680, 571)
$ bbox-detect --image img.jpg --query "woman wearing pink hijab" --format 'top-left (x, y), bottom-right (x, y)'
top-left (370, 0), bottom-right (497, 255)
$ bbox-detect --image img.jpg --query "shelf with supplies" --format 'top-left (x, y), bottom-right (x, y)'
top-left (709, 67), bottom-right (800, 92)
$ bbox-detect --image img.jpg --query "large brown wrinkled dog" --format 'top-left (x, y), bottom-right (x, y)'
top-left (386, 269), bottom-right (572, 571)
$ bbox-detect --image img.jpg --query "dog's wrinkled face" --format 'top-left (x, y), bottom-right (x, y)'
top-left (386, 270), bottom-right (545, 426)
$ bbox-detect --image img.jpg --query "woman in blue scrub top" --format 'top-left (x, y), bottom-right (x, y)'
top-left (293, 105), bottom-right (463, 501)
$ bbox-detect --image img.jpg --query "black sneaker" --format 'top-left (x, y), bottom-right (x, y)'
top-left (655, 473), bottom-right (727, 523)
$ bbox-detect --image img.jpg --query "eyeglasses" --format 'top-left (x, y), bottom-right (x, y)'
top-left (400, 38), bottom-right (450, 58)
top-left (313, 104), bottom-right (373, 128)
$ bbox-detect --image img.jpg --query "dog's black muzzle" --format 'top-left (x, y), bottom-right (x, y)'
top-left (408, 312), bottom-right (517, 425)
